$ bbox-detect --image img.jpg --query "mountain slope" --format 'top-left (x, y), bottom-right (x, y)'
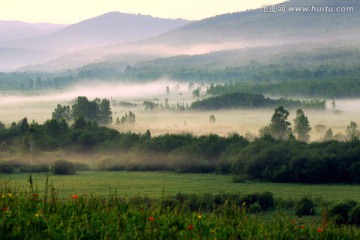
top-left (5, 12), bottom-right (190, 50)
top-left (0, 21), bottom-right (67, 43)
top-left (142, 0), bottom-right (360, 45)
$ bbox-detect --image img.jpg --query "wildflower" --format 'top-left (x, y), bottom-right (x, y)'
top-left (317, 227), bottom-right (323, 233)
top-left (72, 194), bottom-right (78, 199)
top-left (33, 193), bottom-right (38, 197)
top-left (1, 194), bottom-right (5, 199)
top-left (35, 213), bottom-right (40, 217)
top-left (7, 193), bottom-right (13, 198)
top-left (290, 220), bottom-right (296, 224)
top-left (149, 216), bottom-right (154, 222)
top-left (299, 225), bottom-right (304, 229)
top-left (3, 207), bottom-right (8, 212)
top-left (197, 214), bottom-right (202, 219)
top-left (187, 224), bottom-right (194, 230)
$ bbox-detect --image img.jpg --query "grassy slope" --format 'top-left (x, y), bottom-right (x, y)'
top-left (2, 171), bottom-right (360, 201)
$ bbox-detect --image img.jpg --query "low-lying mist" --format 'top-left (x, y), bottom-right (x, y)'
top-left (0, 80), bottom-right (359, 141)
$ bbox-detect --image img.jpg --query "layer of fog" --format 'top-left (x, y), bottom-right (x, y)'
top-left (0, 81), bottom-right (359, 141)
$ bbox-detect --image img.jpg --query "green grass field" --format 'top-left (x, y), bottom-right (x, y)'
top-left (2, 171), bottom-right (360, 202)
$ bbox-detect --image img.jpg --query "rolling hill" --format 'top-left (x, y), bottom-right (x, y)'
top-left (0, 12), bottom-right (190, 71)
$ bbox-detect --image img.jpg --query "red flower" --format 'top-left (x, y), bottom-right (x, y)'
top-left (3, 207), bottom-right (8, 212)
top-left (72, 194), bottom-right (78, 199)
top-left (149, 216), bottom-right (154, 222)
top-left (187, 224), bottom-right (194, 230)
top-left (317, 227), bottom-right (323, 233)
top-left (33, 193), bottom-right (38, 197)
top-left (299, 225), bottom-right (304, 229)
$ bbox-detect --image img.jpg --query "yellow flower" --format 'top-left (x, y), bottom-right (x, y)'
top-left (197, 214), bottom-right (202, 219)
top-left (7, 193), bottom-right (13, 198)
top-left (35, 213), bottom-right (40, 217)
top-left (1, 194), bottom-right (5, 199)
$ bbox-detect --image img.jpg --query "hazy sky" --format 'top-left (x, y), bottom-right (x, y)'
top-left (0, 0), bottom-right (285, 24)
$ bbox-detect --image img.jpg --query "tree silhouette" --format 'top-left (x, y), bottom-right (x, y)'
top-left (269, 106), bottom-right (291, 139)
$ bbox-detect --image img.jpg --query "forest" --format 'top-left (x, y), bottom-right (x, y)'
top-left (1, 100), bottom-right (359, 183)
top-left (191, 92), bottom-right (326, 110)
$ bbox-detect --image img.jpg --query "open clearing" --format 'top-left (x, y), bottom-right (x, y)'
top-left (2, 171), bottom-right (360, 201)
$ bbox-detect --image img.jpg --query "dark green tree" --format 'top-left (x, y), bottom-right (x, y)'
top-left (293, 109), bottom-right (311, 142)
top-left (120, 111), bottom-right (136, 125)
top-left (71, 96), bottom-right (99, 122)
top-left (346, 121), bottom-right (359, 140)
top-left (269, 106), bottom-right (291, 139)
top-left (324, 128), bottom-right (333, 141)
top-left (98, 99), bottom-right (112, 125)
top-left (192, 87), bottom-right (201, 98)
top-left (52, 104), bottom-right (72, 123)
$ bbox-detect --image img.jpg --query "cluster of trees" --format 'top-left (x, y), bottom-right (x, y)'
top-left (259, 106), bottom-right (311, 142)
top-left (52, 96), bottom-right (112, 125)
top-left (191, 92), bottom-right (325, 110)
top-left (1, 108), bottom-right (360, 183)
top-left (207, 77), bottom-right (360, 98)
top-left (115, 111), bottom-right (136, 125)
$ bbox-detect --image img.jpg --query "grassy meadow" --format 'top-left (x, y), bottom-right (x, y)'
top-left (2, 171), bottom-right (360, 201)
top-left (2, 171), bottom-right (360, 239)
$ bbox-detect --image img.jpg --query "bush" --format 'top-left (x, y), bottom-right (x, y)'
top-left (248, 202), bottom-right (262, 213)
top-left (349, 204), bottom-right (360, 225)
top-left (19, 164), bottom-right (50, 173)
top-left (0, 162), bottom-right (14, 174)
top-left (74, 162), bottom-right (91, 171)
top-left (258, 192), bottom-right (275, 210)
top-left (330, 200), bottom-right (357, 225)
top-left (52, 160), bottom-right (76, 175)
top-left (295, 197), bottom-right (315, 216)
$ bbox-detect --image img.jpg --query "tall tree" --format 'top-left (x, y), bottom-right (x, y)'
top-left (269, 106), bottom-right (291, 139)
top-left (71, 96), bottom-right (99, 122)
top-left (293, 109), bottom-right (311, 142)
top-left (98, 99), bottom-right (113, 125)
top-left (346, 121), bottom-right (359, 140)
top-left (52, 104), bottom-right (72, 123)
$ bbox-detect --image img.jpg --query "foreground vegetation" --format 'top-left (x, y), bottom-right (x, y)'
top-left (1, 180), bottom-right (360, 239)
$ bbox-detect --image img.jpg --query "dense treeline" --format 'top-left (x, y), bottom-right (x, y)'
top-left (207, 77), bottom-right (360, 98)
top-left (1, 116), bottom-right (360, 183)
top-left (2, 48), bottom-right (360, 99)
top-left (191, 92), bottom-right (325, 110)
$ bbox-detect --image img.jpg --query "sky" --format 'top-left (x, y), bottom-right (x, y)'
top-left (0, 0), bottom-right (285, 24)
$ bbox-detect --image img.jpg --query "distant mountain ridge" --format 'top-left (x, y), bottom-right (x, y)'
top-left (4, 12), bottom-right (191, 50)
top-left (0, 12), bottom-right (190, 71)
top-left (143, 0), bottom-right (360, 45)
top-left (0, 21), bottom-right (67, 43)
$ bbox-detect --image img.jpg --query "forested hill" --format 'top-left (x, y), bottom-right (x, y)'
top-left (191, 92), bottom-right (325, 110)
top-left (143, 0), bottom-right (360, 45)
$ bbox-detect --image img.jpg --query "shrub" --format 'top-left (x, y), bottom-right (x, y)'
top-left (330, 200), bottom-right (357, 225)
top-left (74, 162), bottom-right (91, 171)
top-left (349, 204), bottom-right (360, 225)
top-left (19, 164), bottom-right (50, 173)
top-left (52, 160), bottom-right (76, 175)
top-left (248, 202), bottom-right (262, 213)
top-left (0, 162), bottom-right (14, 174)
top-left (258, 192), bottom-right (275, 210)
top-left (295, 197), bottom-right (315, 216)
top-left (97, 158), bottom-right (125, 171)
